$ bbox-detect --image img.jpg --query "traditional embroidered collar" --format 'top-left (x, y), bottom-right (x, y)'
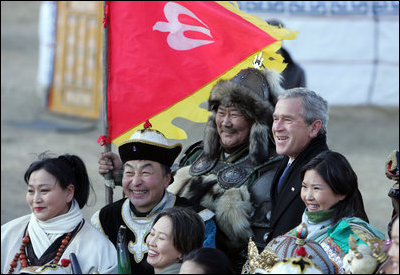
top-left (120, 191), bottom-right (177, 263)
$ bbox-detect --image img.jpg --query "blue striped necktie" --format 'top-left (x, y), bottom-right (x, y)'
top-left (277, 162), bottom-right (291, 193)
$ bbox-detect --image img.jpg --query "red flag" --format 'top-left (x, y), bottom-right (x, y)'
top-left (106, 1), bottom-right (296, 145)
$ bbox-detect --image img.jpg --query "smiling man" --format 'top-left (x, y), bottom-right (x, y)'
top-left (97, 67), bottom-right (286, 272)
top-left (167, 67), bottom-right (285, 272)
top-left (91, 126), bottom-right (215, 274)
top-left (215, 106), bottom-right (252, 154)
top-left (264, 87), bottom-right (330, 244)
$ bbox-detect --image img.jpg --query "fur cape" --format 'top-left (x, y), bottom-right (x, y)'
top-left (169, 165), bottom-right (253, 247)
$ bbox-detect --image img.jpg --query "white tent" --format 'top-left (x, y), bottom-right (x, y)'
top-left (238, 1), bottom-right (399, 106)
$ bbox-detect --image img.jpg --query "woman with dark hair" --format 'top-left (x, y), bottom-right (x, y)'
top-left (265, 151), bottom-right (385, 274)
top-left (1, 152), bottom-right (117, 274)
top-left (180, 248), bottom-right (233, 274)
top-left (146, 206), bottom-right (205, 274)
top-left (299, 150), bottom-right (370, 225)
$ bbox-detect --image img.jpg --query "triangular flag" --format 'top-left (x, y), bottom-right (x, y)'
top-left (106, 1), bottom-right (297, 146)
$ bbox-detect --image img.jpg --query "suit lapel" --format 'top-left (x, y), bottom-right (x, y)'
top-left (272, 167), bottom-right (300, 224)
top-left (271, 134), bottom-right (329, 228)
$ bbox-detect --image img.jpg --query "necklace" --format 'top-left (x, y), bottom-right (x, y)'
top-left (8, 232), bottom-right (72, 274)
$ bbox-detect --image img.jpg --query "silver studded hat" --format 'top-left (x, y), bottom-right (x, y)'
top-left (118, 122), bottom-right (182, 167)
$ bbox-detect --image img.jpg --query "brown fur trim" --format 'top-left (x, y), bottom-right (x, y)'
top-left (214, 185), bottom-right (253, 245)
top-left (171, 169), bottom-right (254, 246)
top-left (203, 112), bottom-right (219, 159)
top-left (249, 123), bottom-right (270, 164)
top-left (208, 68), bottom-right (283, 124)
top-left (198, 182), bottom-right (221, 212)
top-left (181, 173), bottom-right (217, 202)
top-left (209, 80), bottom-right (273, 124)
top-left (261, 68), bottom-right (285, 106)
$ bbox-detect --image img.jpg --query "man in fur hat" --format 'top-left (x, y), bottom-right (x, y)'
top-left (98, 67), bottom-right (285, 271)
top-left (168, 67), bottom-right (285, 271)
top-left (92, 125), bottom-right (216, 274)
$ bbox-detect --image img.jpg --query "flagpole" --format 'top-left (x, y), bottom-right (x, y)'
top-left (102, 1), bottom-right (113, 205)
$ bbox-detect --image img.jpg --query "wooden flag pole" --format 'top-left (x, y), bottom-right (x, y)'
top-left (102, 1), bottom-right (113, 205)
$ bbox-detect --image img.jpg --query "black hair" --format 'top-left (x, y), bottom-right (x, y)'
top-left (300, 150), bottom-right (369, 224)
top-left (24, 152), bottom-right (91, 208)
top-left (182, 247), bottom-right (234, 274)
top-left (151, 207), bottom-right (204, 256)
top-left (160, 163), bottom-right (171, 177)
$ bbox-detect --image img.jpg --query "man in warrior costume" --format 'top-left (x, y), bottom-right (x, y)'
top-left (167, 67), bottom-right (285, 271)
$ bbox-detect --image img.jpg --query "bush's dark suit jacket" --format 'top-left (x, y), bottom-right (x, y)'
top-left (266, 134), bottom-right (329, 243)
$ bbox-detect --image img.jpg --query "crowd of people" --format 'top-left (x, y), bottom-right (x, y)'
top-left (1, 22), bottom-right (399, 275)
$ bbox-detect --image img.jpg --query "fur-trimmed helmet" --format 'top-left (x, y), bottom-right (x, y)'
top-left (203, 67), bottom-right (284, 165)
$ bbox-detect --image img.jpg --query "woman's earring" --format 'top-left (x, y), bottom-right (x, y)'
top-left (177, 256), bottom-right (183, 263)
